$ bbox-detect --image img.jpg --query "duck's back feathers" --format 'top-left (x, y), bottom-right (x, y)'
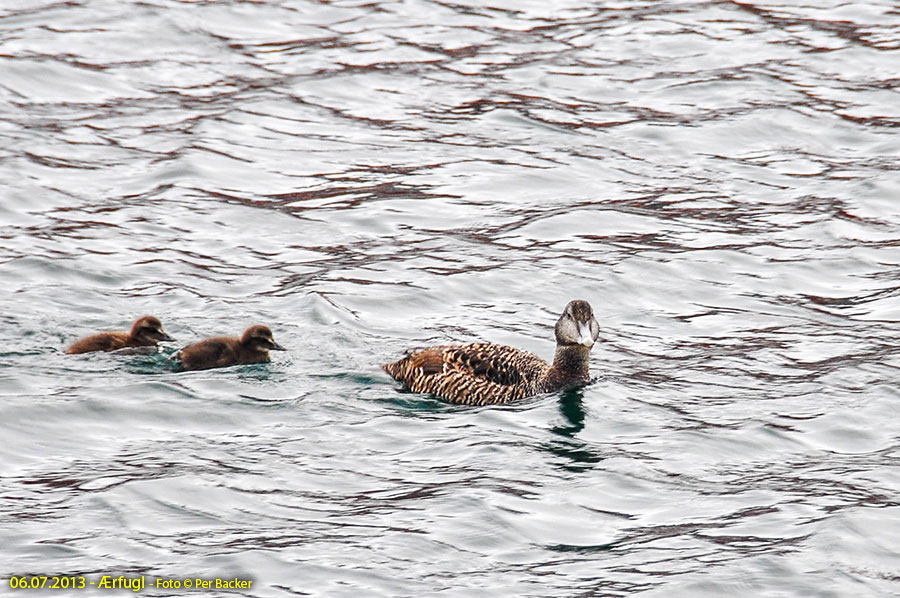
top-left (382, 343), bottom-right (550, 406)
top-left (65, 332), bottom-right (132, 355)
top-left (177, 337), bottom-right (245, 371)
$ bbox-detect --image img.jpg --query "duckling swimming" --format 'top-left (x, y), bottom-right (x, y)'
top-left (175, 325), bottom-right (286, 371)
top-left (66, 315), bottom-right (174, 354)
top-left (382, 300), bottom-right (600, 405)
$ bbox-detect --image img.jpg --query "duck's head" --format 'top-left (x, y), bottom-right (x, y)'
top-left (131, 316), bottom-right (175, 344)
top-left (554, 300), bottom-right (599, 348)
top-left (241, 325), bottom-right (286, 352)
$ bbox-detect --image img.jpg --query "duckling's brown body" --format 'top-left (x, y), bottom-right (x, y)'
top-left (176, 325), bottom-right (285, 371)
top-left (383, 300), bottom-right (600, 406)
top-left (66, 316), bottom-right (174, 354)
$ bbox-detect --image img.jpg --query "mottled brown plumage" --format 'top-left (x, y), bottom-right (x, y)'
top-left (66, 316), bottom-right (174, 354)
top-left (383, 300), bottom-right (600, 405)
top-left (176, 325), bottom-right (286, 371)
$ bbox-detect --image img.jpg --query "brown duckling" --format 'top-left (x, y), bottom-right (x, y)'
top-left (176, 325), bottom-right (286, 371)
top-left (66, 315), bottom-right (174, 354)
top-left (383, 300), bottom-right (600, 406)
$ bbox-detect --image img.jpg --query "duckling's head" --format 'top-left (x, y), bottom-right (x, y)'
top-left (131, 316), bottom-right (175, 344)
top-left (241, 325), bottom-right (286, 352)
top-left (555, 300), bottom-right (599, 348)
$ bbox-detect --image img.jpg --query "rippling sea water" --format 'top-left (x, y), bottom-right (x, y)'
top-left (2, 0), bottom-right (899, 596)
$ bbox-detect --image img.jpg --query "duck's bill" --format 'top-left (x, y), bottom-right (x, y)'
top-left (576, 321), bottom-right (595, 347)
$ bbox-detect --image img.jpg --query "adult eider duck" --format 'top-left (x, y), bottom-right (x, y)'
top-left (66, 315), bottom-right (174, 354)
top-left (175, 325), bottom-right (286, 371)
top-left (382, 299), bottom-right (600, 405)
